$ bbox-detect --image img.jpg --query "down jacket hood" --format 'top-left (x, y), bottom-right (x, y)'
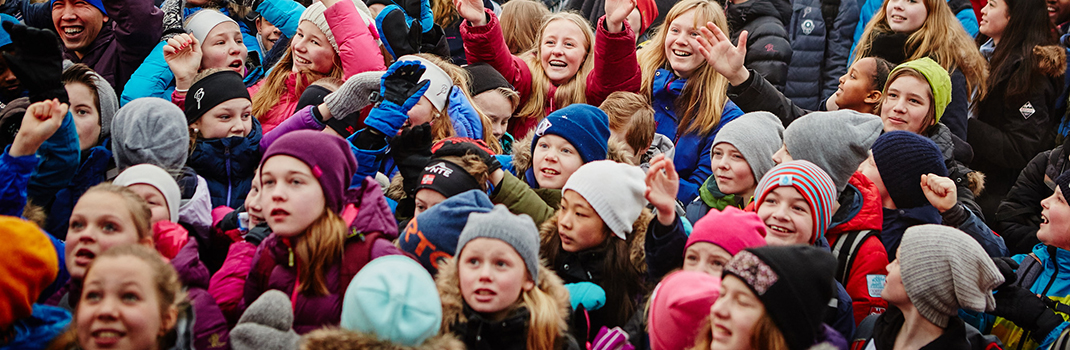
top-left (538, 208), bottom-right (654, 277)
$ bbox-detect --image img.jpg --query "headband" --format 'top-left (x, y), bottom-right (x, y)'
top-left (186, 70), bottom-right (250, 124)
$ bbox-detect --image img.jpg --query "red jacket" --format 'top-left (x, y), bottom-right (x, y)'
top-left (460, 9), bottom-right (642, 137)
top-left (826, 172), bottom-right (889, 325)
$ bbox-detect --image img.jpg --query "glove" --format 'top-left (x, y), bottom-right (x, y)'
top-left (391, 122), bottom-right (434, 194)
top-left (363, 60), bottom-right (429, 137)
top-left (564, 282), bottom-right (606, 311)
top-left (432, 137), bottom-right (501, 173)
top-left (395, 0), bottom-right (433, 33)
top-left (244, 223), bottom-right (272, 246)
top-left (992, 286), bottom-right (1064, 341)
top-left (376, 4), bottom-right (424, 59)
top-left (446, 87), bottom-right (484, 139)
top-left (2, 22), bottom-right (67, 103)
top-left (323, 70), bottom-right (384, 119)
top-left (591, 327), bottom-right (634, 350)
top-left (993, 257), bottom-right (1019, 289)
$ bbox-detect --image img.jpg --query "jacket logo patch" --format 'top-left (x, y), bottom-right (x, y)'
top-left (194, 88), bottom-right (205, 110)
top-left (1020, 101), bottom-right (1035, 119)
top-left (801, 19), bottom-right (815, 35)
top-left (535, 119), bottom-right (552, 136)
top-left (421, 174), bottom-right (436, 185)
top-left (765, 43), bottom-right (776, 52)
top-left (867, 274), bottom-right (886, 297)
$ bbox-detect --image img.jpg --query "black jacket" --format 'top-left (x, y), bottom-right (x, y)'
top-left (868, 308), bottom-right (971, 350)
top-left (725, 0), bottom-right (793, 91)
top-left (995, 144), bottom-right (1070, 255)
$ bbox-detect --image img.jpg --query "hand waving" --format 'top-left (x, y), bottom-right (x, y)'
top-left (455, 0), bottom-right (487, 26)
top-left (604, 0), bottom-right (637, 33)
top-left (691, 22), bottom-right (750, 85)
top-left (645, 154), bottom-right (679, 225)
top-left (163, 33), bottom-right (203, 91)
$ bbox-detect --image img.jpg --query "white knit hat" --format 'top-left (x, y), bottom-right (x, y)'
top-left (300, 0), bottom-right (376, 52)
top-left (562, 160), bottom-right (647, 240)
top-left (185, 9), bottom-right (237, 45)
top-left (113, 164), bottom-right (181, 223)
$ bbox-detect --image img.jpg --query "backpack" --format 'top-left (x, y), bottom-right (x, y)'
top-left (831, 229), bottom-right (878, 285)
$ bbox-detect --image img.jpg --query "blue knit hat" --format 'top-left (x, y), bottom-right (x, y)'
top-left (399, 190), bottom-right (494, 275)
top-left (341, 256), bottom-right (442, 346)
top-left (531, 104), bottom-right (611, 163)
top-left (871, 131), bottom-right (947, 209)
top-left (50, 0), bottom-right (106, 16)
top-left (0, 14), bottom-right (19, 49)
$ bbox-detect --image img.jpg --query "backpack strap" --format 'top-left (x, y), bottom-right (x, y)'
top-left (833, 230), bottom-right (876, 285)
top-left (851, 313), bottom-right (881, 350)
top-left (1015, 253), bottom-right (1044, 289)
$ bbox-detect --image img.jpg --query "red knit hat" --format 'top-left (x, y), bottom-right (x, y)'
top-left (686, 206), bottom-right (767, 255)
top-left (0, 216), bottom-right (59, 329)
top-left (648, 270), bottom-right (721, 350)
top-left (635, 0), bottom-right (658, 35)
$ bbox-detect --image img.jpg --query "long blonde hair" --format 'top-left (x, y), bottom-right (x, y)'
top-left (637, 0), bottom-right (731, 136)
top-left (415, 54), bottom-right (504, 154)
top-left (251, 45), bottom-right (345, 120)
top-left (515, 13), bottom-right (596, 123)
top-left (852, 0), bottom-right (988, 98)
top-left (501, 0), bottom-right (551, 54)
top-left (293, 207), bottom-right (347, 295)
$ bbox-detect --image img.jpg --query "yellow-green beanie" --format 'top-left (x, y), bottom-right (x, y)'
top-left (889, 57), bottom-right (952, 123)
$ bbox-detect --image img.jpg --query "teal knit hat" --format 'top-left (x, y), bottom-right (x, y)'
top-left (889, 57), bottom-right (952, 123)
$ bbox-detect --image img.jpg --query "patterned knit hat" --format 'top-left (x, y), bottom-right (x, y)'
top-left (754, 160), bottom-right (838, 245)
top-left (871, 131), bottom-right (947, 209)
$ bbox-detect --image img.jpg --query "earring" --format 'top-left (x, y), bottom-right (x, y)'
top-left (193, 128), bottom-right (200, 134)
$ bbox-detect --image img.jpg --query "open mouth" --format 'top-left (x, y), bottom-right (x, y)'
top-left (229, 59), bottom-right (243, 68)
top-left (75, 248), bottom-right (96, 266)
top-left (1042, 213), bottom-right (1050, 225)
top-left (62, 26), bottom-right (85, 36)
top-left (270, 208), bottom-right (290, 220)
top-left (91, 329), bottom-right (124, 346)
top-left (889, 14), bottom-right (907, 21)
top-left (548, 59), bottom-right (567, 68)
top-left (673, 49), bottom-right (692, 57)
top-left (540, 168), bottom-right (560, 176)
top-left (767, 225), bottom-right (794, 234)
top-left (294, 56), bottom-right (311, 65)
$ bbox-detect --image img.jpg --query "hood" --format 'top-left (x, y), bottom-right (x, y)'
top-left (538, 208), bottom-right (654, 277)
top-left (171, 239), bottom-right (210, 289)
top-left (350, 176), bottom-right (400, 240)
top-left (1032, 244), bottom-right (1070, 273)
top-left (299, 328), bottom-right (465, 350)
top-left (829, 172), bottom-right (884, 237)
top-left (511, 133), bottom-right (636, 187)
top-left (1034, 45), bottom-right (1067, 77)
top-left (188, 119), bottom-right (264, 185)
top-left (179, 174), bottom-right (213, 241)
top-left (725, 0), bottom-right (792, 31)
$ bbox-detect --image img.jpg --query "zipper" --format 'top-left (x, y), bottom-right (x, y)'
top-left (224, 146), bottom-right (233, 208)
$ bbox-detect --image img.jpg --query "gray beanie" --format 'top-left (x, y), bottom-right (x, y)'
top-left (712, 111), bottom-right (784, 181)
top-left (110, 97), bottom-right (189, 171)
top-left (784, 110), bottom-right (883, 193)
top-left (899, 225), bottom-right (1003, 328)
top-left (231, 290), bottom-right (301, 350)
top-left (456, 205), bottom-right (541, 280)
top-left (562, 160), bottom-right (648, 240)
top-left (62, 60), bottom-right (118, 142)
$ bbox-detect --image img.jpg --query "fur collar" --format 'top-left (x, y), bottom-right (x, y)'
top-left (299, 328), bottom-right (465, 350)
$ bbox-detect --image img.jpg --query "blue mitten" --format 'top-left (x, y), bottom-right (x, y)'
top-left (564, 282), bottom-right (606, 311)
top-left (446, 87), bottom-right (483, 139)
top-left (363, 60), bottom-right (430, 137)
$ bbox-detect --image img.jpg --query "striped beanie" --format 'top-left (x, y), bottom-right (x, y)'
top-left (754, 160), bottom-right (837, 244)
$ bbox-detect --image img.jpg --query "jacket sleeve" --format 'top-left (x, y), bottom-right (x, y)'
top-left (108, 0), bottom-right (164, 68)
top-left (727, 68), bottom-right (811, 125)
top-left (257, 0), bottom-right (307, 38)
top-left (743, 18), bottom-right (792, 91)
top-left (121, 42), bottom-right (177, 106)
top-left (944, 203), bottom-right (1010, 257)
top-left (27, 112), bottom-right (79, 202)
top-left (324, 0), bottom-right (387, 78)
top-left (941, 70), bottom-right (970, 140)
top-left (849, 0), bottom-right (882, 63)
top-left (968, 84), bottom-right (1060, 170)
top-left (644, 215), bottom-right (687, 282)
top-left (844, 236), bottom-right (889, 324)
top-left (20, 0), bottom-right (52, 30)
top-left (994, 151), bottom-right (1050, 255)
top-left (348, 129), bottom-right (389, 182)
top-left (490, 171), bottom-right (556, 225)
top-left (0, 146), bottom-right (37, 217)
top-left (824, 0), bottom-right (858, 100)
top-left (585, 16), bottom-right (641, 106)
top-left (261, 106), bottom-right (327, 151)
top-left (461, 10), bottom-right (534, 102)
top-left (209, 240), bottom-right (257, 326)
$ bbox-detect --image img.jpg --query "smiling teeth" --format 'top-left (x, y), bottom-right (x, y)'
top-left (673, 50), bottom-right (692, 57)
top-left (542, 169), bottom-right (560, 175)
top-left (64, 28), bottom-right (83, 34)
top-left (295, 57), bottom-right (310, 64)
top-left (769, 226), bottom-right (790, 233)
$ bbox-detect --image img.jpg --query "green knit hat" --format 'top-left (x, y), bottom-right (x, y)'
top-left (889, 57), bottom-right (952, 123)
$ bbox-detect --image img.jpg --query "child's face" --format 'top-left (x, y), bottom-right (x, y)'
top-left (857, 152), bottom-right (890, 203)
top-left (532, 134), bottom-right (585, 189)
top-left (885, 0), bottom-right (928, 33)
top-left (246, 171), bottom-right (264, 226)
top-left (1038, 187), bottom-right (1070, 249)
top-left (77, 255), bottom-right (176, 350)
top-left (66, 192), bottom-right (149, 281)
top-left (663, 9), bottom-right (705, 79)
top-left (256, 17), bottom-right (282, 53)
top-left (683, 242), bottom-right (733, 276)
top-left (771, 143), bottom-right (792, 165)
top-left (880, 75), bottom-right (933, 134)
top-left (291, 21), bottom-right (337, 74)
top-left (407, 98), bottom-right (436, 127)
top-left (712, 143), bottom-right (756, 197)
top-left (757, 186), bottom-right (815, 246)
top-left (472, 90), bottom-right (514, 140)
top-left (539, 19), bottom-right (588, 85)
top-left (413, 188), bottom-right (448, 218)
top-left (558, 190), bottom-right (610, 252)
top-left (833, 58), bottom-right (880, 112)
top-left (709, 275), bottom-right (764, 350)
top-left (66, 82), bottom-right (101, 151)
top-left (127, 184), bottom-right (170, 224)
top-left (458, 238), bottom-right (535, 320)
top-left (260, 155), bottom-right (326, 237)
top-left (979, 0), bottom-right (1010, 41)
top-left (200, 22), bottom-right (248, 75)
top-left (881, 251), bottom-right (907, 305)
top-left (191, 98), bottom-right (253, 139)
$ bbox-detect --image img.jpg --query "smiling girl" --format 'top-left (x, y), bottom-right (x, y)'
top-left (164, 9), bottom-right (251, 100)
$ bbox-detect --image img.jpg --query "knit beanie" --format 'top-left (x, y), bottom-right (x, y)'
top-left (754, 160), bottom-right (837, 245)
top-left (648, 270), bottom-right (721, 350)
top-left (185, 70), bottom-right (250, 124)
top-left (562, 160), bottom-right (647, 240)
top-left (532, 104), bottom-right (611, 163)
top-left (898, 225), bottom-right (1003, 327)
top-left (260, 130), bottom-right (356, 214)
top-left (464, 62), bottom-right (513, 97)
top-left (712, 111), bottom-right (784, 181)
top-left (0, 216), bottom-right (59, 329)
top-left (396, 55), bottom-right (453, 110)
top-left (456, 205), bottom-right (541, 280)
top-left (300, 0), bottom-right (375, 52)
top-left (111, 97), bottom-right (189, 171)
top-left (870, 131), bottom-right (947, 209)
top-left (0, 14), bottom-right (17, 49)
top-left (185, 9), bottom-right (239, 45)
top-left (413, 159), bottom-right (482, 199)
top-left (231, 290), bottom-right (301, 350)
top-left (687, 206), bottom-right (767, 255)
top-left (50, 0), bottom-right (106, 16)
top-left (889, 57), bottom-right (952, 123)
top-left (723, 245), bottom-right (837, 350)
top-left (113, 164), bottom-right (181, 223)
top-left (62, 60), bottom-right (119, 142)
top-left (1056, 170), bottom-right (1070, 200)
top-left (341, 255), bottom-right (442, 346)
top-left (783, 110), bottom-right (883, 193)
top-left (400, 190), bottom-right (494, 275)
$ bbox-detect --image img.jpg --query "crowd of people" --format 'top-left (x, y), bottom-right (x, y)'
top-left (4, 0), bottom-right (1070, 348)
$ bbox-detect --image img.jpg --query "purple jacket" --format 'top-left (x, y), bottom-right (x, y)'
top-left (172, 240), bottom-right (230, 350)
top-left (242, 176), bottom-right (402, 334)
top-left (62, 0), bottom-right (162, 95)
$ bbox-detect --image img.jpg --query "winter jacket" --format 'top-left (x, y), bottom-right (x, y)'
top-left (970, 45), bottom-right (1066, 221)
top-left (0, 304), bottom-right (70, 350)
top-left (187, 119), bottom-right (263, 209)
top-left (827, 172), bottom-right (889, 325)
top-left (783, 0), bottom-right (858, 110)
top-left (461, 10), bottom-right (641, 137)
top-left (728, 67), bottom-right (814, 125)
top-left (850, 0), bottom-right (978, 62)
top-left (43, 146), bottom-right (111, 240)
top-left (27, 112), bottom-right (80, 212)
top-left (643, 215), bottom-right (688, 282)
top-left (437, 258), bottom-right (580, 350)
top-left (62, 0), bottom-right (162, 96)
top-left (995, 144), bottom-right (1070, 255)
top-left (881, 203), bottom-right (1007, 258)
top-left (860, 307), bottom-right (973, 350)
top-left (0, 145), bottom-right (37, 218)
top-left (927, 123), bottom-right (985, 217)
top-left (725, 0), bottom-right (793, 92)
top-left (300, 327), bottom-right (466, 350)
top-left (651, 68), bottom-right (745, 203)
top-left (171, 239), bottom-right (230, 350)
top-left (242, 176), bottom-right (403, 334)
top-left (0, 0), bottom-right (50, 28)
top-left (179, 172), bottom-right (214, 252)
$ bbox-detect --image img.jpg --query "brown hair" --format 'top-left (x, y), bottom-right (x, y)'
top-left (62, 63), bottom-right (101, 117)
top-left (874, 68), bottom-right (938, 134)
top-left (293, 207), bottom-right (348, 295)
top-left (84, 183), bottom-right (153, 240)
top-left (251, 46), bottom-right (345, 120)
top-left (600, 91), bottom-right (655, 158)
top-left (437, 155), bottom-right (492, 190)
top-left (516, 13), bottom-right (596, 125)
top-left (501, 0), bottom-right (550, 55)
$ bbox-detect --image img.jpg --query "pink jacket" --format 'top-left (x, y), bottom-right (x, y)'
top-left (460, 10), bottom-right (641, 137)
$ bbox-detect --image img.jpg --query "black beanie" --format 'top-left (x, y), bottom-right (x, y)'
top-left (1056, 170), bottom-right (1070, 200)
top-left (464, 62), bottom-right (513, 96)
top-left (185, 70), bottom-right (250, 124)
top-left (723, 245), bottom-right (837, 350)
top-left (871, 131), bottom-right (947, 208)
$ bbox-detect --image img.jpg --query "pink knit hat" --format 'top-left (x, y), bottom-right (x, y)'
top-left (686, 206), bottom-right (767, 255)
top-left (648, 270), bottom-right (721, 350)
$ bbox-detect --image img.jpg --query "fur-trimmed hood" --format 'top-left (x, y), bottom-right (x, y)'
top-left (538, 208), bottom-right (655, 277)
top-left (299, 328), bottom-right (465, 350)
top-left (1034, 45), bottom-right (1067, 77)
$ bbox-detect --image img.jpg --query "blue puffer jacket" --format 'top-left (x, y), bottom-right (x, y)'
top-left (44, 146), bottom-right (112, 240)
top-left (0, 304), bottom-right (71, 350)
top-left (783, 0), bottom-right (858, 110)
top-left (651, 68), bottom-right (744, 203)
top-left (187, 119), bottom-right (263, 209)
top-left (850, 0), bottom-right (978, 62)
top-left (27, 112), bottom-right (79, 205)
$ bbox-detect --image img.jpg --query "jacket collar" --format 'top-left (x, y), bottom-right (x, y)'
top-left (829, 172), bottom-right (884, 236)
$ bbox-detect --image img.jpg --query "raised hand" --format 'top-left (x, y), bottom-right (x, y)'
top-left (645, 154), bottom-right (679, 225)
top-left (920, 173), bottom-right (957, 213)
top-left (10, 99), bottom-right (68, 157)
top-left (691, 22), bottom-right (750, 86)
top-left (2, 21), bottom-right (67, 103)
top-left (455, 0), bottom-right (487, 26)
top-left (163, 33), bottom-right (203, 91)
top-left (604, 0), bottom-right (637, 33)
top-left (363, 60), bottom-right (430, 137)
